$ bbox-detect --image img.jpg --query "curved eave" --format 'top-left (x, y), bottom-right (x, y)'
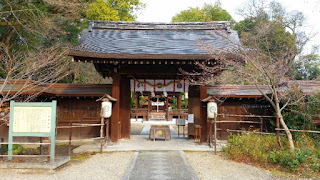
top-left (69, 50), bottom-right (243, 61)
top-left (69, 50), bottom-right (212, 60)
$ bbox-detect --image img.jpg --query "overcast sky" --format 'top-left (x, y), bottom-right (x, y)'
top-left (136, 0), bottom-right (320, 53)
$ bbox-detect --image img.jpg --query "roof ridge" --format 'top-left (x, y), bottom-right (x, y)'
top-left (89, 21), bottom-right (231, 31)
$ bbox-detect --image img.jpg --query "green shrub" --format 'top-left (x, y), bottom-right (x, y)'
top-left (2, 144), bottom-right (26, 155)
top-left (224, 133), bottom-right (320, 175)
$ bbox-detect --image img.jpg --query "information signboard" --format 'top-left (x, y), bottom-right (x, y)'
top-left (188, 114), bottom-right (194, 123)
top-left (8, 101), bottom-right (57, 161)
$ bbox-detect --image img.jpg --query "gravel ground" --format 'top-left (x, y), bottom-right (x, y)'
top-left (185, 152), bottom-right (277, 180)
top-left (0, 152), bottom-right (134, 180)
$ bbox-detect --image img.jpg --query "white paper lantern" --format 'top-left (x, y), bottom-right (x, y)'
top-left (102, 101), bottom-right (112, 118)
top-left (207, 102), bottom-right (217, 118)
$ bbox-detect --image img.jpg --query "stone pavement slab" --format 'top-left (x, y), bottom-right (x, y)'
top-left (122, 150), bottom-right (199, 180)
top-left (73, 135), bottom-right (226, 153)
top-left (0, 156), bottom-right (70, 170)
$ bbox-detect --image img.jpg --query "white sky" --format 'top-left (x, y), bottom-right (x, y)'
top-left (136, 0), bottom-right (320, 53)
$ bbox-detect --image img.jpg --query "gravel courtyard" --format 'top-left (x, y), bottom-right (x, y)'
top-left (0, 152), bottom-right (134, 180)
top-left (0, 151), bottom-right (278, 180)
top-left (185, 152), bottom-right (276, 180)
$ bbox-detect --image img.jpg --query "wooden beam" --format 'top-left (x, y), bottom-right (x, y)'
top-left (70, 51), bottom-right (213, 60)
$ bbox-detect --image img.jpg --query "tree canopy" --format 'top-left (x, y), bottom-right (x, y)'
top-left (233, 0), bottom-right (319, 80)
top-left (171, 2), bottom-right (234, 25)
top-left (86, 0), bottom-right (145, 21)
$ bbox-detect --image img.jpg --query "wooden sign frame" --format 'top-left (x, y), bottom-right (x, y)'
top-left (8, 100), bottom-right (57, 161)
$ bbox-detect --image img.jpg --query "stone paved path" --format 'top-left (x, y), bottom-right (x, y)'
top-left (122, 150), bottom-right (199, 180)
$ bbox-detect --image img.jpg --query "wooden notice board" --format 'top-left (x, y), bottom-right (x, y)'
top-left (8, 101), bottom-right (57, 161)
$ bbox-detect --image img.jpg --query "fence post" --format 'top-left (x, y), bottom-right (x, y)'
top-left (214, 116), bottom-right (217, 155)
top-left (0, 138), bottom-right (4, 156)
top-left (100, 117), bottom-right (104, 153)
top-left (68, 122), bottom-right (73, 155)
top-left (40, 137), bottom-right (43, 155)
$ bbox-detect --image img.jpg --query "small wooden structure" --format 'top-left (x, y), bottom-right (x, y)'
top-left (0, 82), bottom-right (112, 141)
top-left (205, 82), bottom-right (320, 140)
top-left (149, 125), bottom-right (171, 141)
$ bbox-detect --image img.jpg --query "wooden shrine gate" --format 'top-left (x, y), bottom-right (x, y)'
top-left (69, 21), bottom-right (242, 142)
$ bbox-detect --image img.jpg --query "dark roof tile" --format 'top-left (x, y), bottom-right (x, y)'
top-left (72, 21), bottom-right (241, 58)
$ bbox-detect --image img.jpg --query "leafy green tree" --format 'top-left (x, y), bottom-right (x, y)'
top-left (86, 0), bottom-right (145, 21)
top-left (292, 47), bottom-right (320, 80)
top-left (234, 1), bottom-right (299, 60)
top-left (233, 0), bottom-right (317, 77)
top-left (196, 0), bottom-right (320, 150)
top-left (86, 0), bottom-right (120, 21)
top-left (172, 2), bottom-right (235, 25)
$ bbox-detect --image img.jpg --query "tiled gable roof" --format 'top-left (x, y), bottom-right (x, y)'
top-left (71, 21), bottom-right (241, 59)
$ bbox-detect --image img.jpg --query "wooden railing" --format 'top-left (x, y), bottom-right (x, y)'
top-left (131, 108), bottom-right (149, 121)
top-left (130, 108), bottom-right (188, 121)
top-left (131, 108), bottom-right (149, 114)
top-left (169, 109), bottom-right (188, 114)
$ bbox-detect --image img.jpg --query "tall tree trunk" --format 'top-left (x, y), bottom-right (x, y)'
top-left (274, 90), bottom-right (295, 150)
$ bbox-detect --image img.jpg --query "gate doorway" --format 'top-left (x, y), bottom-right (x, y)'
top-left (130, 92), bottom-right (188, 140)
top-left (129, 79), bottom-right (189, 139)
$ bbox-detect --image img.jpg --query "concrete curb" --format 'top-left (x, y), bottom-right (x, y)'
top-left (179, 150), bottom-right (199, 180)
top-left (122, 151), bottom-right (139, 180)
top-left (0, 156), bottom-right (70, 170)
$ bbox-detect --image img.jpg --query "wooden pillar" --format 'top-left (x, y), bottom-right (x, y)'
top-left (165, 96), bottom-right (169, 110)
top-left (166, 96), bottom-right (169, 120)
top-left (177, 94), bottom-right (181, 110)
top-left (120, 75), bottom-right (131, 139)
top-left (135, 93), bottom-right (139, 109)
top-left (111, 72), bottom-right (120, 142)
top-left (147, 92), bottom-right (151, 120)
top-left (135, 93), bottom-right (139, 121)
top-left (200, 86), bottom-right (207, 143)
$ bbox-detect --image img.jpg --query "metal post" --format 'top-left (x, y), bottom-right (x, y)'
top-left (214, 116), bottom-right (217, 155)
top-left (68, 122), bottom-right (73, 155)
top-left (183, 126), bottom-right (185, 137)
